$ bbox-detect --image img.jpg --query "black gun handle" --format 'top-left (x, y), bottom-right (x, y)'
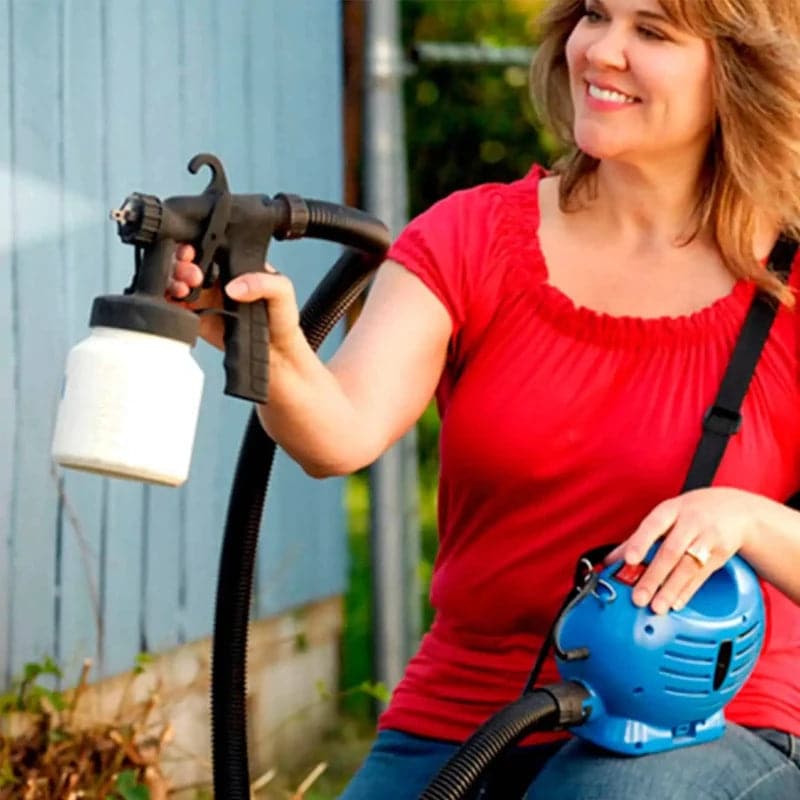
top-left (222, 296), bottom-right (269, 403)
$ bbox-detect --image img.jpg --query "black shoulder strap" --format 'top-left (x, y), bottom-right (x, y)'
top-left (682, 236), bottom-right (798, 492)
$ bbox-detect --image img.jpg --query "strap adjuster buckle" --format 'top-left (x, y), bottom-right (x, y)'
top-left (703, 405), bottom-right (742, 436)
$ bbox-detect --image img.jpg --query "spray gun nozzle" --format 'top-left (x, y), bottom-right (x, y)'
top-left (110, 203), bottom-right (138, 225)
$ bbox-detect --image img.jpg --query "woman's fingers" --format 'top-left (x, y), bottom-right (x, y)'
top-left (669, 548), bottom-right (720, 611)
top-left (224, 269), bottom-right (299, 343)
top-left (173, 258), bottom-right (204, 288)
top-left (167, 248), bottom-right (298, 352)
top-left (606, 500), bottom-right (680, 567)
top-left (168, 278), bottom-right (191, 300)
top-left (224, 263), bottom-right (285, 299)
top-left (644, 546), bottom-right (716, 614)
top-left (175, 243), bottom-right (196, 261)
top-left (630, 523), bottom-right (699, 611)
top-left (604, 495), bottom-right (721, 615)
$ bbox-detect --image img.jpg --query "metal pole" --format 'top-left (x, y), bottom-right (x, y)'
top-left (363, 0), bottom-right (421, 698)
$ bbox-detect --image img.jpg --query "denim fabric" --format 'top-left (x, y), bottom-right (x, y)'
top-left (339, 725), bottom-right (800, 799)
top-left (338, 728), bottom-right (563, 799)
top-left (748, 727), bottom-right (800, 770)
top-left (527, 724), bottom-right (800, 799)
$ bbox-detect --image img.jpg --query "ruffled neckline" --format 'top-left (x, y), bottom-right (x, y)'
top-left (510, 164), bottom-right (756, 347)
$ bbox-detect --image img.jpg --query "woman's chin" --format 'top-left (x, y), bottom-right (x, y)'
top-left (573, 136), bottom-right (627, 161)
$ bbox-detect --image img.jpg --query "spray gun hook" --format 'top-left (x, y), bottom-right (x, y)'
top-left (182, 154), bottom-right (234, 300)
top-left (188, 153), bottom-right (230, 195)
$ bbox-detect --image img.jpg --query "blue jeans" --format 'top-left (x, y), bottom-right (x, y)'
top-left (339, 725), bottom-right (800, 799)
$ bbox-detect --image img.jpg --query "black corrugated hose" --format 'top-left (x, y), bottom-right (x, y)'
top-left (211, 201), bottom-right (390, 798)
top-left (419, 682), bottom-right (590, 799)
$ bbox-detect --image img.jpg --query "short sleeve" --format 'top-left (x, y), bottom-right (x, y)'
top-left (387, 183), bottom-right (507, 364)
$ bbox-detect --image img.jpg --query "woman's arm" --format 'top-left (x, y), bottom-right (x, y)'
top-left (737, 495), bottom-right (800, 603)
top-left (172, 250), bottom-right (451, 477)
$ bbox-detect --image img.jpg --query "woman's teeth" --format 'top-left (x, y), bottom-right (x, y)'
top-left (588, 84), bottom-right (637, 104)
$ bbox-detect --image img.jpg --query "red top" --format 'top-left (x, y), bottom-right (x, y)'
top-left (379, 165), bottom-right (800, 744)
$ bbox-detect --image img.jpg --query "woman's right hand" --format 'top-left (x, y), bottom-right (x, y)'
top-left (169, 244), bottom-right (302, 356)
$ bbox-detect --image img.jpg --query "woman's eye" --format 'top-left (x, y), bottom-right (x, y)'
top-left (638, 26), bottom-right (665, 40)
top-left (584, 8), bottom-right (604, 23)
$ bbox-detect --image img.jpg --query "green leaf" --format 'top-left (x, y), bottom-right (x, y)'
top-left (48, 727), bottom-right (71, 744)
top-left (133, 652), bottom-right (154, 676)
top-left (47, 688), bottom-right (67, 711)
top-left (358, 681), bottom-right (391, 704)
top-left (0, 691), bottom-right (19, 714)
top-left (0, 760), bottom-right (18, 788)
top-left (314, 679), bottom-right (332, 701)
top-left (39, 656), bottom-right (63, 679)
top-left (115, 770), bottom-right (150, 800)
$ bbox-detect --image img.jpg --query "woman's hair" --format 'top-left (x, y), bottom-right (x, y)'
top-left (530, 0), bottom-right (800, 304)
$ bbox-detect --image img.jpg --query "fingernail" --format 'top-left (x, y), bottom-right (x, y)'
top-left (633, 589), bottom-right (648, 606)
top-left (652, 599), bottom-right (669, 615)
top-left (672, 600), bottom-right (685, 612)
top-left (226, 279), bottom-right (246, 299)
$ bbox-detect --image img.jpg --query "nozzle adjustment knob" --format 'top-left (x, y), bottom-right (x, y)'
top-left (112, 192), bottom-right (164, 245)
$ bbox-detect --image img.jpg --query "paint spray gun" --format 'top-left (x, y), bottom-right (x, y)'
top-left (51, 153), bottom-right (389, 486)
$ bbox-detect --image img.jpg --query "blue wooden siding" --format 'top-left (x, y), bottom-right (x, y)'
top-left (0, 0), bottom-right (348, 686)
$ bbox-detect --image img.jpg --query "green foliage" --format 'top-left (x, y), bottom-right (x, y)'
top-left (341, 473), bottom-right (375, 719)
top-left (110, 770), bottom-right (150, 800)
top-left (352, 680), bottom-right (391, 705)
top-left (132, 652), bottom-right (154, 675)
top-left (0, 655), bottom-right (169, 796)
top-left (0, 657), bottom-right (66, 715)
top-left (0, 761), bottom-right (17, 789)
top-left (401, 0), bottom-right (556, 218)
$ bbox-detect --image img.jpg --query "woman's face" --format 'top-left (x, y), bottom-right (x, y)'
top-left (566, 0), bottom-right (716, 168)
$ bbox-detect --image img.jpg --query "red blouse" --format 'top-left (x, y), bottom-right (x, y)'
top-left (379, 165), bottom-right (800, 744)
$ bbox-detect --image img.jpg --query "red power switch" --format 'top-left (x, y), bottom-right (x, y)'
top-left (614, 562), bottom-right (647, 586)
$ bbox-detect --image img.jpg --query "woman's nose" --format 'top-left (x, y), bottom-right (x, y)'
top-left (584, 26), bottom-right (629, 71)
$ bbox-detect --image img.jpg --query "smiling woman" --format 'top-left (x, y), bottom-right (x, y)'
top-left (531, 0), bottom-right (800, 306)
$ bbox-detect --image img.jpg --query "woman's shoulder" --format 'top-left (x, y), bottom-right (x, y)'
top-left (424, 163), bottom-right (549, 219)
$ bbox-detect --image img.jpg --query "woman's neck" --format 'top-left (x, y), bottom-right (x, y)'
top-left (585, 157), bottom-right (711, 251)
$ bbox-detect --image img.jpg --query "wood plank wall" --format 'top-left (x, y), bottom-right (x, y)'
top-left (0, 0), bottom-right (350, 687)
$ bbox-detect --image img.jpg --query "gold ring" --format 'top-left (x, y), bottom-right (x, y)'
top-left (685, 543), bottom-right (711, 568)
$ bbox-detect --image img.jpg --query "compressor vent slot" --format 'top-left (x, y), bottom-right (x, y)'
top-left (733, 639), bottom-right (759, 660)
top-left (658, 667), bottom-right (712, 681)
top-left (674, 634), bottom-right (717, 647)
top-left (736, 623), bottom-right (759, 642)
top-left (664, 686), bottom-right (710, 698)
top-left (664, 649), bottom-right (715, 665)
top-left (728, 662), bottom-right (752, 678)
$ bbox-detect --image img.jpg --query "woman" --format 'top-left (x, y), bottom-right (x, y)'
top-left (172, 0), bottom-right (800, 796)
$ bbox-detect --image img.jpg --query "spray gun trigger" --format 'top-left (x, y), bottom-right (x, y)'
top-left (202, 261), bottom-right (220, 288)
top-left (182, 261), bottom-right (220, 303)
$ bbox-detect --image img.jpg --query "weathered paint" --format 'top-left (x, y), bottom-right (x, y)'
top-left (0, 0), bottom-right (348, 687)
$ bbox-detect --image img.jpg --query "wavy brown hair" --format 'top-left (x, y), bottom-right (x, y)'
top-left (530, 0), bottom-right (800, 304)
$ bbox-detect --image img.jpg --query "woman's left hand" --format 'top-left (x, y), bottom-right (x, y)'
top-left (605, 487), bottom-right (769, 615)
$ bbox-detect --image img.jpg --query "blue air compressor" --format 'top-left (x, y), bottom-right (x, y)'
top-left (419, 547), bottom-right (765, 799)
top-left (556, 550), bottom-right (764, 755)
